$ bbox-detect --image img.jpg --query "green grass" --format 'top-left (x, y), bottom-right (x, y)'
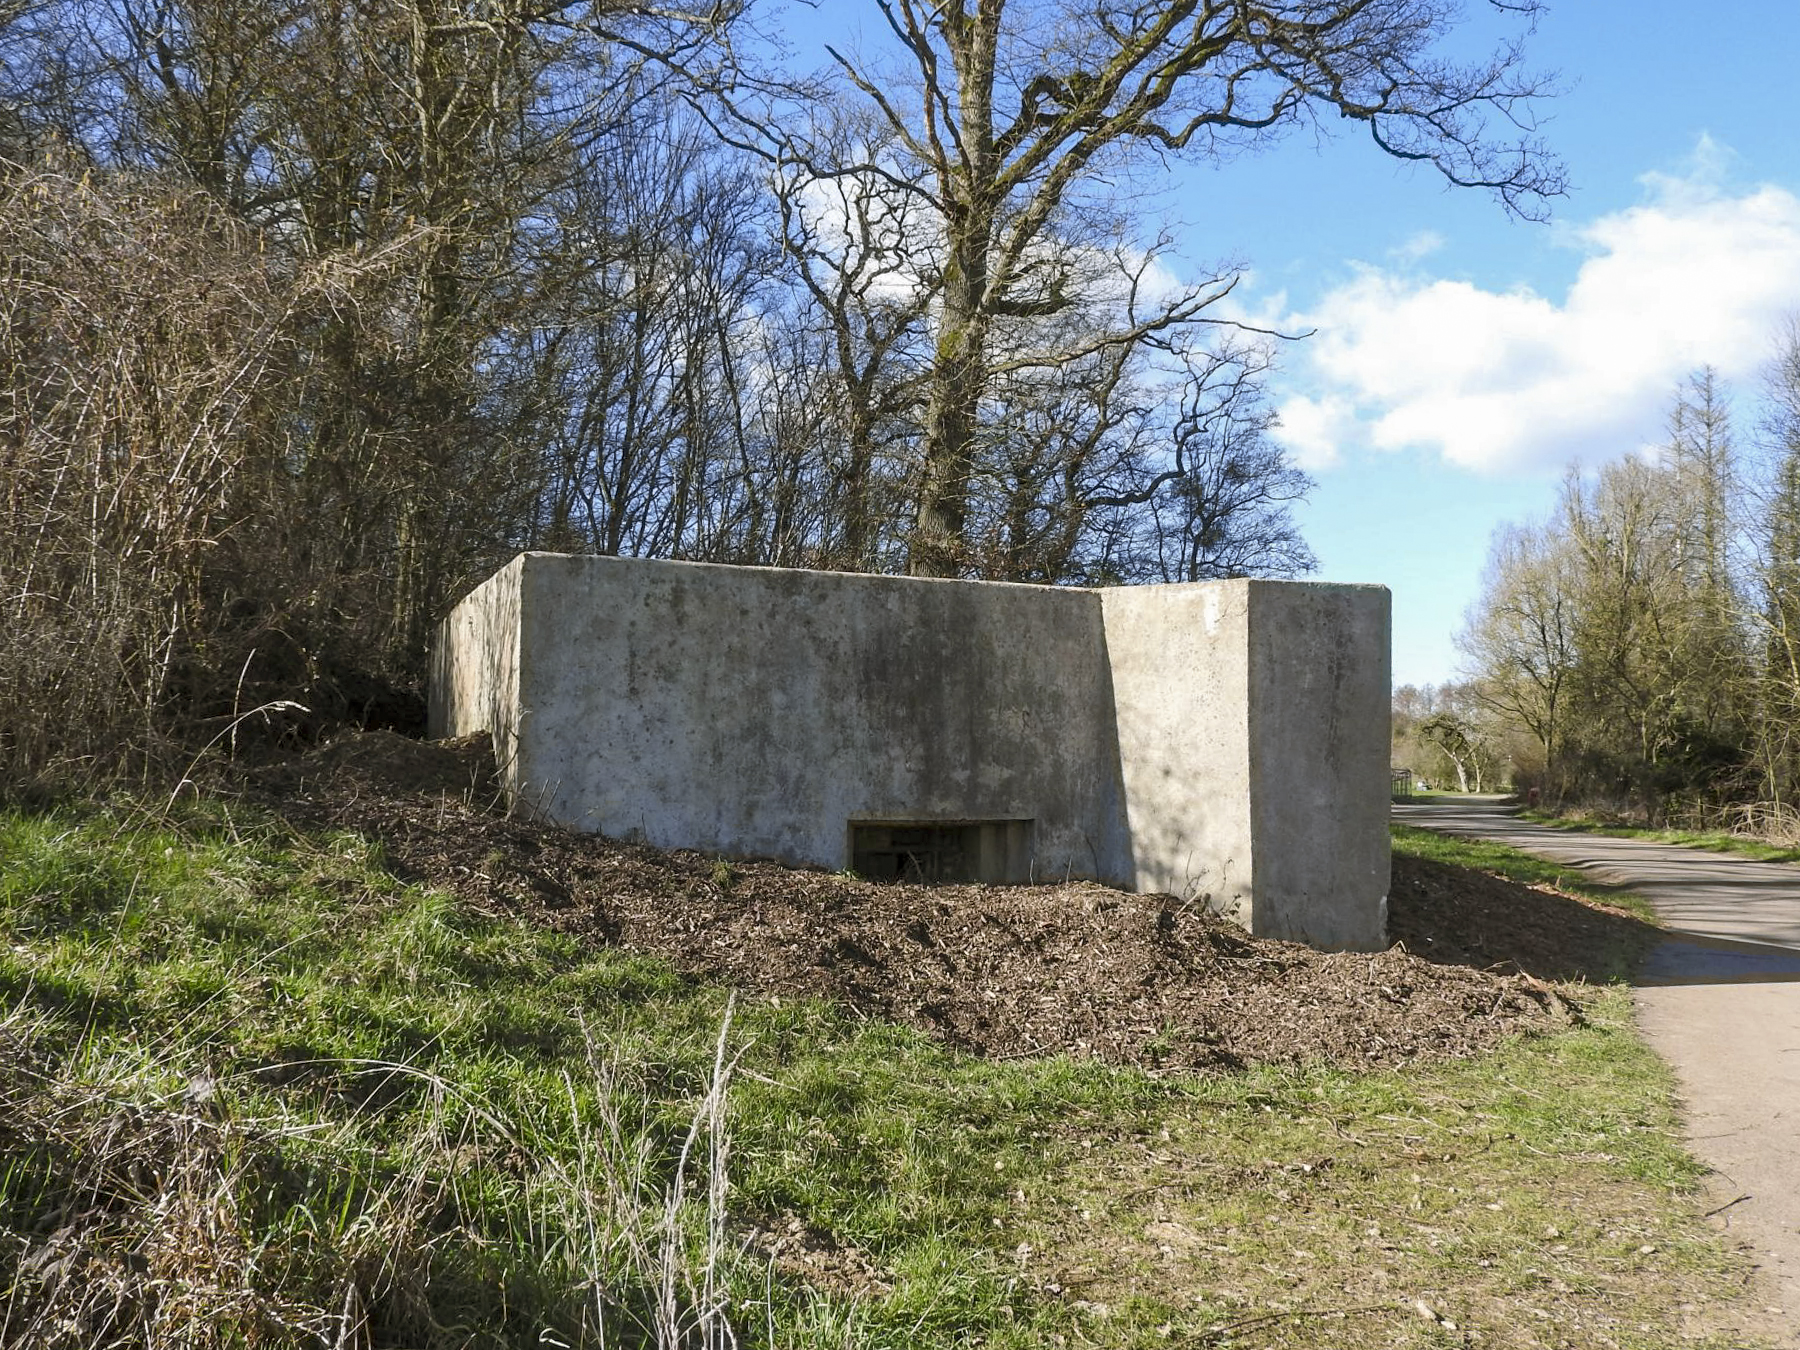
top-left (1392, 822), bottom-right (1664, 925)
top-left (1035, 990), bottom-right (1741, 1347)
top-left (0, 801), bottom-right (1768, 1347)
top-left (1519, 810), bottom-right (1800, 865)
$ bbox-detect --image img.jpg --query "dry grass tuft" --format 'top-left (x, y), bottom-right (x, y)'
top-left (0, 1002), bottom-right (749, 1349)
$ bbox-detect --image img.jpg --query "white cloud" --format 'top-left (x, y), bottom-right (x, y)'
top-left (1273, 393), bottom-right (1357, 471)
top-left (1272, 158), bottom-right (1800, 474)
top-left (1389, 229), bottom-right (1447, 264)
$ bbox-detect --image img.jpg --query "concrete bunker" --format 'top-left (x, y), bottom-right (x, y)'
top-left (429, 552), bottom-right (1392, 951)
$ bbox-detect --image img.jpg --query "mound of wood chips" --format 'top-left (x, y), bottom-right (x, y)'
top-left (250, 732), bottom-right (1655, 1073)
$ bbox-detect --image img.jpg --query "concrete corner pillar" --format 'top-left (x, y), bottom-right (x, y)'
top-left (1245, 581), bottom-right (1391, 951)
top-left (1102, 580), bottom-right (1389, 951)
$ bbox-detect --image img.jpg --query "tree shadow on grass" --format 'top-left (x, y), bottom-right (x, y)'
top-left (0, 965), bottom-right (131, 1032)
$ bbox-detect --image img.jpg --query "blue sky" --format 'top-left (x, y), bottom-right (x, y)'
top-left (1153, 1), bottom-right (1800, 686)
top-left (783, 2), bottom-right (1800, 687)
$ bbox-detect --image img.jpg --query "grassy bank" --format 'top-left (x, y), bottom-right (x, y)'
top-left (0, 802), bottom-right (1765, 1347)
top-left (1518, 811), bottom-right (1800, 866)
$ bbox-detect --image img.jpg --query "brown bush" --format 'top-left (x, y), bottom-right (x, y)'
top-left (0, 164), bottom-right (471, 788)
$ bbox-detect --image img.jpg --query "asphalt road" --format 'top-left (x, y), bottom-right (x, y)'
top-left (1396, 797), bottom-right (1800, 1345)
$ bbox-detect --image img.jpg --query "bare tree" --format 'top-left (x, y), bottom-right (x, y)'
top-left (0, 165), bottom-right (399, 775)
top-left (524, 104), bottom-right (768, 559)
top-left (1459, 520), bottom-right (1577, 795)
top-left (1141, 353), bottom-right (1315, 582)
top-left (1464, 438), bottom-right (1755, 815)
top-left (0, 0), bottom-right (754, 777)
top-left (1747, 322), bottom-right (1800, 805)
top-left (708, 0), bottom-right (1563, 574)
top-left (769, 110), bottom-right (933, 570)
top-left (1417, 686), bottom-right (1504, 793)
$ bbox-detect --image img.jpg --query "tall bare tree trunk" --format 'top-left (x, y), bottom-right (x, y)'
top-left (910, 9), bottom-right (997, 577)
top-left (912, 256), bottom-right (988, 576)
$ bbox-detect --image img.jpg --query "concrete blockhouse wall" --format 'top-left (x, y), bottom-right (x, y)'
top-left (429, 552), bottom-right (1390, 950)
top-left (1100, 581), bottom-right (1255, 924)
top-left (427, 555), bottom-right (524, 773)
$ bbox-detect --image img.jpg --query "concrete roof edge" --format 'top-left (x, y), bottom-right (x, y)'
top-left (508, 552), bottom-right (1388, 597)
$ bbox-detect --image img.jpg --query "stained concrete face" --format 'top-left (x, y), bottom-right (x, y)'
top-left (450, 553), bottom-right (1134, 886)
top-left (1246, 582), bottom-right (1392, 950)
top-left (1097, 579), bottom-right (1391, 949)
top-left (1100, 581), bottom-right (1256, 925)
top-left (429, 553), bottom-right (1391, 951)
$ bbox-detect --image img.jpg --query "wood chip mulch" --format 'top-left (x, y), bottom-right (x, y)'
top-left (245, 733), bottom-right (1658, 1075)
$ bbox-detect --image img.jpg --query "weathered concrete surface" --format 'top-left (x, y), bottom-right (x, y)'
top-left (431, 554), bottom-right (1392, 948)
top-left (427, 555), bottom-right (523, 773)
top-left (1102, 582), bottom-right (1255, 924)
top-left (1397, 797), bottom-right (1800, 1340)
top-left (1248, 582), bottom-right (1391, 950)
top-left (503, 553), bottom-right (1133, 887)
top-left (1103, 580), bottom-right (1390, 949)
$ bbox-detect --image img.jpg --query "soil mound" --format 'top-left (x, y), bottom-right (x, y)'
top-left (252, 734), bottom-right (1628, 1074)
top-left (1389, 850), bottom-right (1658, 983)
top-left (251, 729), bottom-right (497, 800)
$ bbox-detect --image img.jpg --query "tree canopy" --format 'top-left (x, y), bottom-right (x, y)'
top-left (1458, 349), bottom-right (1800, 829)
top-left (0, 0), bottom-right (1560, 782)
top-left (707, 0), bottom-right (1564, 573)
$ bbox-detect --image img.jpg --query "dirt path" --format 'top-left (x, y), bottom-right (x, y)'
top-left (1398, 798), bottom-right (1800, 1345)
